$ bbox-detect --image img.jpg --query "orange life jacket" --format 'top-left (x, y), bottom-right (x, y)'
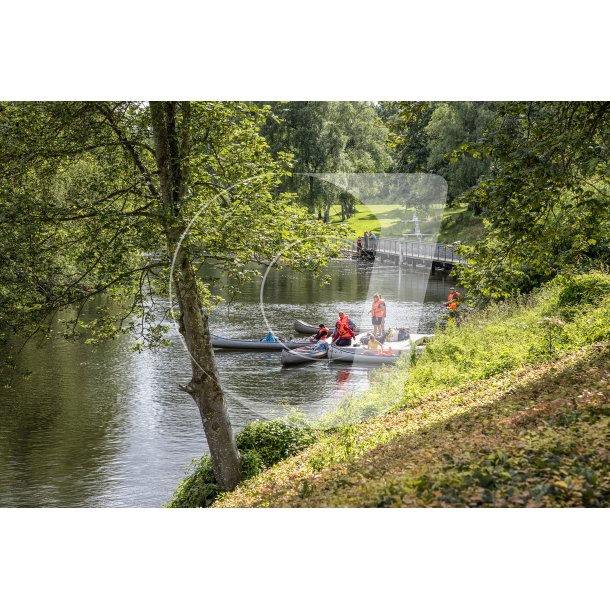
top-left (335, 319), bottom-right (353, 340)
top-left (315, 326), bottom-right (329, 340)
top-left (448, 291), bottom-right (461, 303)
top-left (371, 299), bottom-right (386, 317)
top-left (447, 300), bottom-right (459, 310)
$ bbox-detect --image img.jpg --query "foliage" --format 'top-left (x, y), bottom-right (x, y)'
top-left (236, 416), bottom-right (317, 473)
top-left (425, 102), bottom-right (495, 202)
top-left (457, 102), bottom-right (610, 301)
top-left (168, 456), bottom-right (221, 508)
top-left (168, 412), bottom-right (318, 507)
top-left (0, 101), bottom-right (340, 365)
top-left (383, 101), bottom-right (495, 201)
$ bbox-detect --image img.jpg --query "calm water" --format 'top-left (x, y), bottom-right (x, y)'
top-left (0, 260), bottom-right (451, 507)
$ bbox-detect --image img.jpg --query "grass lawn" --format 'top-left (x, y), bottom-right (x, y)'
top-left (328, 201), bottom-right (484, 244)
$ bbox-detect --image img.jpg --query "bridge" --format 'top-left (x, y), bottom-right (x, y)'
top-left (341, 238), bottom-right (463, 271)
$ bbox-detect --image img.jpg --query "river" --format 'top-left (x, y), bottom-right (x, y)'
top-left (0, 260), bottom-right (451, 507)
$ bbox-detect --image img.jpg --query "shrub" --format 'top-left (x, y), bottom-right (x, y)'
top-left (169, 415), bottom-right (317, 508)
top-left (168, 456), bottom-right (219, 508)
top-left (552, 272), bottom-right (610, 320)
top-left (236, 419), bottom-right (317, 472)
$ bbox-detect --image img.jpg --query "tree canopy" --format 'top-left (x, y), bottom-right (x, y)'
top-left (456, 102), bottom-right (610, 301)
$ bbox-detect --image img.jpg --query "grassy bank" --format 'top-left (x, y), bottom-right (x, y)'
top-left (328, 202), bottom-right (483, 244)
top-left (208, 273), bottom-right (610, 508)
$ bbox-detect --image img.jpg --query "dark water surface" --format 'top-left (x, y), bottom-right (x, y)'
top-left (0, 260), bottom-right (451, 507)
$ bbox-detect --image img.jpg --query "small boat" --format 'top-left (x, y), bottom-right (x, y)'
top-left (293, 319), bottom-right (320, 334)
top-left (280, 345), bottom-right (328, 367)
top-left (211, 334), bottom-right (314, 351)
top-left (328, 343), bottom-right (400, 364)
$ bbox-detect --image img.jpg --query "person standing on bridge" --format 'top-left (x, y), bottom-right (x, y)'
top-left (369, 293), bottom-right (386, 336)
top-left (363, 231), bottom-right (370, 250)
top-left (370, 232), bottom-right (377, 252)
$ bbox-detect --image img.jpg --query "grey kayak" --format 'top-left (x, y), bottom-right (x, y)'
top-left (293, 319), bottom-right (320, 334)
top-left (280, 346), bottom-right (328, 366)
top-left (211, 334), bottom-right (314, 351)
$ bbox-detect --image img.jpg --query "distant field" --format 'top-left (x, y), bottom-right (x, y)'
top-left (328, 203), bottom-right (413, 237)
top-left (327, 202), bottom-right (482, 244)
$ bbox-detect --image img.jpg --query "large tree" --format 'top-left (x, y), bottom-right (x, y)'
top-left (0, 101), bottom-right (337, 489)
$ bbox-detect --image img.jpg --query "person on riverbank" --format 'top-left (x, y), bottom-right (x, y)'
top-left (369, 293), bottom-right (386, 336)
top-left (333, 312), bottom-right (356, 346)
top-left (446, 287), bottom-right (461, 311)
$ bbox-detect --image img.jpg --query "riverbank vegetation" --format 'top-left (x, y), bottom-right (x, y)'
top-left (171, 272), bottom-right (610, 507)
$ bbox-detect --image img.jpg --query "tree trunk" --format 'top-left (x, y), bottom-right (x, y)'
top-left (150, 101), bottom-right (241, 490)
top-left (308, 174), bottom-right (316, 214)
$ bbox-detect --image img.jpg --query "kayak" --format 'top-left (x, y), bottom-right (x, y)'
top-left (280, 345), bottom-right (328, 366)
top-left (327, 333), bottom-right (433, 364)
top-left (293, 319), bottom-right (320, 334)
top-left (328, 343), bottom-right (399, 364)
top-left (211, 334), bottom-right (315, 351)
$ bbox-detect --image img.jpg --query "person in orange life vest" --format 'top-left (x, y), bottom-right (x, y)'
top-left (332, 312), bottom-right (356, 346)
top-left (446, 287), bottom-right (461, 310)
top-left (310, 323), bottom-right (329, 343)
top-left (369, 293), bottom-right (386, 336)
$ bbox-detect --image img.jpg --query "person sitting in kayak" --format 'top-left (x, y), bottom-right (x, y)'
top-left (333, 312), bottom-right (356, 346)
top-left (314, 339), bottom-right (329, 351)
top-left (365, 333), bottom-right (382, 352)
top-left (310, 323), bottom-right (329, 342)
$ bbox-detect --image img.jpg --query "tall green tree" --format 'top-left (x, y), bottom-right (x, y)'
top-left (262, 102), bottom-right (391, 221)
top-left (0, 101), bottom-right (337, 489)
top-left (383, 101), bottom-right (495, 202)
top-left (457, 101), bottom-right (610, 300)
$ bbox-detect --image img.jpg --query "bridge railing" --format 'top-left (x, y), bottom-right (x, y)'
top-left (376, 238), bottom-right (462, 263)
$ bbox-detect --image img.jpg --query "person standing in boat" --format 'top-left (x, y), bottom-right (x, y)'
top-left (332, 312), bottom-right (356, 346)
top-left (369, 293), bottom-right (386, 336)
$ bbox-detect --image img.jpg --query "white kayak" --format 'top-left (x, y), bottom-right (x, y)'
top-left (280, 345), bottom-right (329, 366)
top-left (211, 334), bottom-right (315, 351)
top-left (328, 333), bottom-right (433, 364)
top-left (328, 343), bottom-right (399, 364)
